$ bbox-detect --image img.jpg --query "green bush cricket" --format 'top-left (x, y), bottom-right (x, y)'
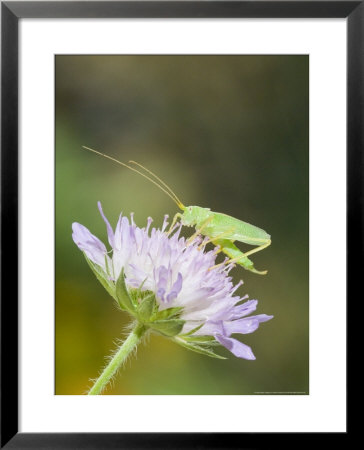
top-left (83, 146), bottom-right (271, 275)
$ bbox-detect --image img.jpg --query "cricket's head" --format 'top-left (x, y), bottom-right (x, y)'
top-left (181, 206), bottom-right (211, 227)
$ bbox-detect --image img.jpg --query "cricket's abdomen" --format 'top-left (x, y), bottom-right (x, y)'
top-left (205, 212), bottom-right (270, 245)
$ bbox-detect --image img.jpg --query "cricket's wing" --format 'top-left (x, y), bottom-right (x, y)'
top-left (206, 212), bottom-right (270, 246)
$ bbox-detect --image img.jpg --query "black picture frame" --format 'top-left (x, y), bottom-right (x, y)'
top-left (1, 1), bottom-right (357, 447)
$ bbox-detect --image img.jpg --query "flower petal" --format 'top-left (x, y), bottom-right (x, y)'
top-left (72, 222), bottom-right (107, 268)
top-left (193, 320), bottom-right (225, 336)
top-left (166, 272), bottom-right (183, 302)
top-left (229, 299), bottom-right (258, 319)
top-left (156, 266), bottom-right (169, 302)
top-left (223, 318), bottom-right (260, 335)
top-left (223, 314), bottom-right (273, 335)
top-left (252, 314), bottom-right (274, 323)
top-left (97, 202), bottom-right (114, 247)
top-left (214, 334), bottom-right (256, 360)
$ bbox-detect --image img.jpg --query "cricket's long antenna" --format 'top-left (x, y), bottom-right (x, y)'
top-left (129, 160), bottom-right (184, 208)
top-left (82, 146), bottom-right (184, 209)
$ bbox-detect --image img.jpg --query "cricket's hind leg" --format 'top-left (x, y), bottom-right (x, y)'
top-left (211, 239), bottom-right (268, 275)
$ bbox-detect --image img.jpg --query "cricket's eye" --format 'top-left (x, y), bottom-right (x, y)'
top-left (188, 207), bottom-right (192, 212)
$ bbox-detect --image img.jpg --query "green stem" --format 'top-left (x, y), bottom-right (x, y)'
top-left (88, 322), bottom-right (146, 395)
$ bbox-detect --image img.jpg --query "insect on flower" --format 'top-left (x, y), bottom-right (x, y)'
top-left (82, 146), bottom-right (271, 275)
top-left (72, 203), bottom-right (273, 361)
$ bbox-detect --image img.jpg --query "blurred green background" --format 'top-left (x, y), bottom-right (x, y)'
top-left (56, 55), bottom-right (308, 395)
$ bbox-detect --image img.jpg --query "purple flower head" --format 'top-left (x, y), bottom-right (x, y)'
top-left (72, 202), bottom-right (273, 360)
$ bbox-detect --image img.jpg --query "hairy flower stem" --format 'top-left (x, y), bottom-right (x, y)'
top-left (88, 322), bottom-right (146, 395)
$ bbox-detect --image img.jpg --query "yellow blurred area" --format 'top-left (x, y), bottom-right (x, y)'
top-left (56, 55), bottom-right (308, 395)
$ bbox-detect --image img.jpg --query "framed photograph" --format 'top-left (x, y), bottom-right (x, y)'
top-left (2, 1), bottom-right (356, 447)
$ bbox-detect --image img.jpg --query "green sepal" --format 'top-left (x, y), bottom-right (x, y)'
top-left (151, 306), bottom-right (184, 321)
top-left (104, 254), bottom-right (112, 278)
top-left (137, 294), bottom-right (157, 321)
top-left (116, 269), bottom-right (136, 313)
top-left (183, 335), bottom-right (220, 346)
top-left (179, 323), bottom-right (204, 337)
top-left (173, 337), bottom-right (226, 359)
top-left (129, 288), bottom-right (153, 306)
top-left (149, 319), bottom-right (185, 337)
top-left (83, 252), bottom-right (116, 300)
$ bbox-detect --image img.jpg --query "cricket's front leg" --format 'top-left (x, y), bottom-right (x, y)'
top-left (167, 213), bottom-right (183, 235)
top-left (213, 239), bottom-right (268, 275)
top-left (186, 216), bottom-right (214, 245)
